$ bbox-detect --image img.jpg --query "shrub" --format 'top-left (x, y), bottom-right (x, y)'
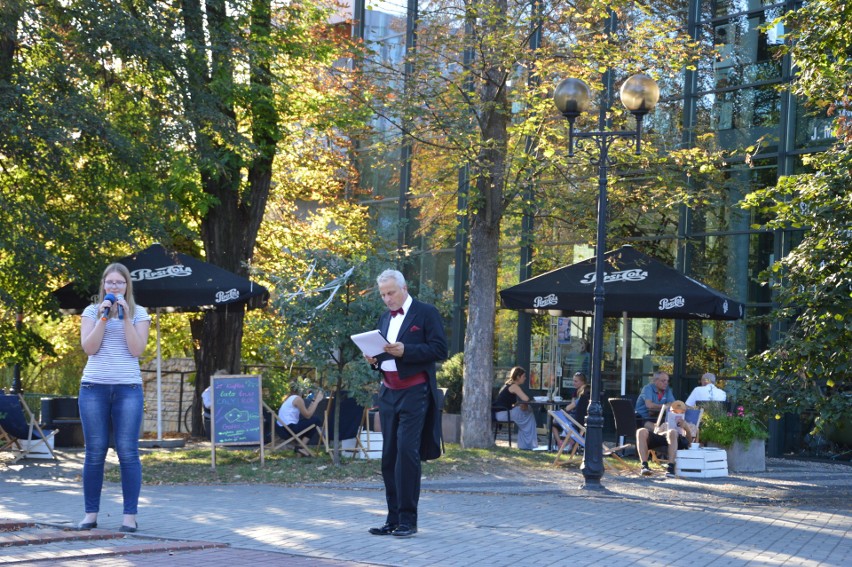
top-left (437, 352), bottom-right (463, 414)
top-left (700, 405), bottom-right (768, 447)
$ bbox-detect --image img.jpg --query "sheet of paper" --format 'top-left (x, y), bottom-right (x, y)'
top-left (666, 410), bottom-right (684, 432)
top-left (350, 330), bottom-right (389, 357)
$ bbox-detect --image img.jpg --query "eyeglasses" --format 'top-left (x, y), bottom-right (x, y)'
top-left (104, 280), bottom-right (127, 287)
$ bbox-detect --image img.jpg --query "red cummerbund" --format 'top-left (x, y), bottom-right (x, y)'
top-left (382, 370), bottom-right (428, 390)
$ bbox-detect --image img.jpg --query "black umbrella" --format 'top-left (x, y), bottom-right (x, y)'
top-left (499, 245), bottom-right (744, 396)
top-left (499, 245), bottom-right (744, 320)
top-left (53, 243), bottom-right (268, 314)
top-left (53, 243), bottom-right (269, 439)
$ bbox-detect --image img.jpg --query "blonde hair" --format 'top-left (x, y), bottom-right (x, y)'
top-left (98, 263), bottom-right (138, 319)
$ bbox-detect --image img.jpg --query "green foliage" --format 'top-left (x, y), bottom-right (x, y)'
top-left (740, 0), bottom-right (852, 434)
top-left (699, 404), bottom-right (768, 447)
top-left (437, 352), bottom-right (464, 414)
top-left (268, 253), bottom-right (387, 408)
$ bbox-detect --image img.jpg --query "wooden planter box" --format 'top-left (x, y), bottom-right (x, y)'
top-left (676, 447), bottom-right (728, 478)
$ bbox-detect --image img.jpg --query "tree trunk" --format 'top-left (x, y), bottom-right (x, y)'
top-left (191, 311), bottom-right (245, 436)
top-left (460, 0), bottom-right (509, 448)
top-left (461, 217), bottom-right (501, 447)
top-left (182, 0), bottom-right (277, 436)
top-left (0, 1), bottom-right (22, 89)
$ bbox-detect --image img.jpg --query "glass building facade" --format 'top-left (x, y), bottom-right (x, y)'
top-left (348, 0), bottom-right (830, 450)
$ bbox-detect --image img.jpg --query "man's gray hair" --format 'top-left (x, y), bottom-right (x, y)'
top-left (702, 372), bottom-right (717, 384)
top-left (377, 269), bottom-right (406, 288)
top-left (653, 370), bottom-right (669, 381)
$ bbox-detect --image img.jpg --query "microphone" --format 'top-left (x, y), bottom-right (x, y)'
top-left (116, 294), bottom-right (124, 320)
top-left (102, 293), bottom-right (116, 320)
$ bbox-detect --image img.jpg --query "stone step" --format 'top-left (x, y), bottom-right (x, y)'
top-left (0, 520), bottom-right (227, 564)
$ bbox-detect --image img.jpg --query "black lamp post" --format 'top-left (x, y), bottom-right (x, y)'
top-left (553, 73), bottom-right (659, 489)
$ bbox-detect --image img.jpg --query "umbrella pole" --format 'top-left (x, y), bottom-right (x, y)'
top-left (156, 309), bottom-right (162, 441)
top-left (621, 312), bottom-right (627, 397)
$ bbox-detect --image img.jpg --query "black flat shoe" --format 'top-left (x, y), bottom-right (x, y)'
top-left (391, 524), bottom-right (417, 537)
top-left (77, 522), bottom-right (97, 530)
top-left (119, 524), bottom-right (137, 533)
top-left (368, 523), bottom-right (397, 536)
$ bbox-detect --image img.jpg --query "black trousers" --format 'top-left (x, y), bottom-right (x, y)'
top-left (378, 381), bottom-right (429, 527)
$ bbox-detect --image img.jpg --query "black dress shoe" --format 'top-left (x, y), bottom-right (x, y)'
top-left (119, 524), bottom-right (137, 533)
top-left (368, 523), bottom-right (397, 536)
top-left (391, 524), bottom-right (417, 537)
top-left (77, 522), bottom-right (97, 530)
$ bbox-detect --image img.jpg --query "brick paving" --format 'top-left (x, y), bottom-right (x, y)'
top-left (1, 449), bottom-right (850, 566)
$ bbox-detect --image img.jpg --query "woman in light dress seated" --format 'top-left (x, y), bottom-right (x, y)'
top-left (493, 367), bottom-right (538, 450)
top-left (277, 384), bottom-right (325, 456)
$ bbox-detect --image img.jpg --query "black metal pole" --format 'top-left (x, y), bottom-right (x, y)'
top-left (580, 138), bottom-right (610, 489)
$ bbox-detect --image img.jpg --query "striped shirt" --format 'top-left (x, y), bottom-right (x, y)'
top-left (81, 304), bottom-right (151, 385)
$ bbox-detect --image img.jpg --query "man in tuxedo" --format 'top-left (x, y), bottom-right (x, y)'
top-left (365, 269), bottom-right (447, 538)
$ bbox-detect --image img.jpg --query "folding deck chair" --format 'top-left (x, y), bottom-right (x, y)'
top-left (549, 408), bottom-right (634, 469)
top-left (262, 401), bottom-right (320, 457)
top-left (0, 393), bottom-right (59, 463)
top-left (548, 409), bottom-right (586, 465)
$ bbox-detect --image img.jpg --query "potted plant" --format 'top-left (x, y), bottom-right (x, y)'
top-left (701, 404), bottom-right (769, 472)
top-left (437, 353), bottom-right (464, 444)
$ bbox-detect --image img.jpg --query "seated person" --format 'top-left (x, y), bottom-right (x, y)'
top-left (635, 371), bottom-right (676, 428)
top-left (685, 372), bottom-right (727, 407)
top-left (493, 366), bottom-right (538, 450)
top-left (552, 372), bottom-right (589, 452)
top-left (277, 384), bottom-right (325, 456)
top-left (201, 385), bottom-right (212, 439)
top-left (637, 400), bottom-right (694, 478)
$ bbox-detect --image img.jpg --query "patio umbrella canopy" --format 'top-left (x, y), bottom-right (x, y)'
top-left (53, 243), bottom-right (268, 315)
top-left (53, 243), bottom-right (269, 440)
top-left (499, 245), bottom-right (744, 320)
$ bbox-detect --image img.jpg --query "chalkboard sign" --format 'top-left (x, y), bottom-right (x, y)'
top-left (210, 374), bottom-right (264, 468)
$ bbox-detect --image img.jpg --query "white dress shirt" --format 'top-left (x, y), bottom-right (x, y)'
top-left (380, 294), bottom-right (413, 373)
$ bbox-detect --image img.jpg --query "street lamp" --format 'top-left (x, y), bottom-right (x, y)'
top-left (553, 73), bottom-right (659, 489)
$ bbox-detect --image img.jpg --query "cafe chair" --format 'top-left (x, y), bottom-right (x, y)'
top-left (491, 404), bottom-right (513, 448)
top-left (0, 393), bottom-right (59, 463)
top-left (607, 398), bottom-right (640, 469)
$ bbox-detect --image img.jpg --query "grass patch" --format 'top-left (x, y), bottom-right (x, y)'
top-left (104, 443), bottom-right (562, 486)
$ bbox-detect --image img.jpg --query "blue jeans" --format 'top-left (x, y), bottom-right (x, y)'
top-left (78, 383), bottom-right (143, 515)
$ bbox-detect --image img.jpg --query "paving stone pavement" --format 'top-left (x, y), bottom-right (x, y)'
top-left (1, 448), bottom-right (850, 566)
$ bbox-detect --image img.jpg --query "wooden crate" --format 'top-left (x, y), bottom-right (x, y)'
top-left (676, 447), bottom-right (728, 478)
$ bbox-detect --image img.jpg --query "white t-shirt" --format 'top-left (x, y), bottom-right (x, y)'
top-left (685, 383), bottom-right (727, 407)
top-left (81, 304), bottom-right (151, 385)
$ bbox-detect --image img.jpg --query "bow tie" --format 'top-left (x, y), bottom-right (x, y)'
top-left (391, 308), bottom-right (404, 317)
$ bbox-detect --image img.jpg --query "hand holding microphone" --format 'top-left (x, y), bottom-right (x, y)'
top-left (101, 294), bottom-right (116, 321)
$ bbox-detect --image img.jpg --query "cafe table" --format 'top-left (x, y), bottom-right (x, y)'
top-left (523, 397), bottom-right (571, 451)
